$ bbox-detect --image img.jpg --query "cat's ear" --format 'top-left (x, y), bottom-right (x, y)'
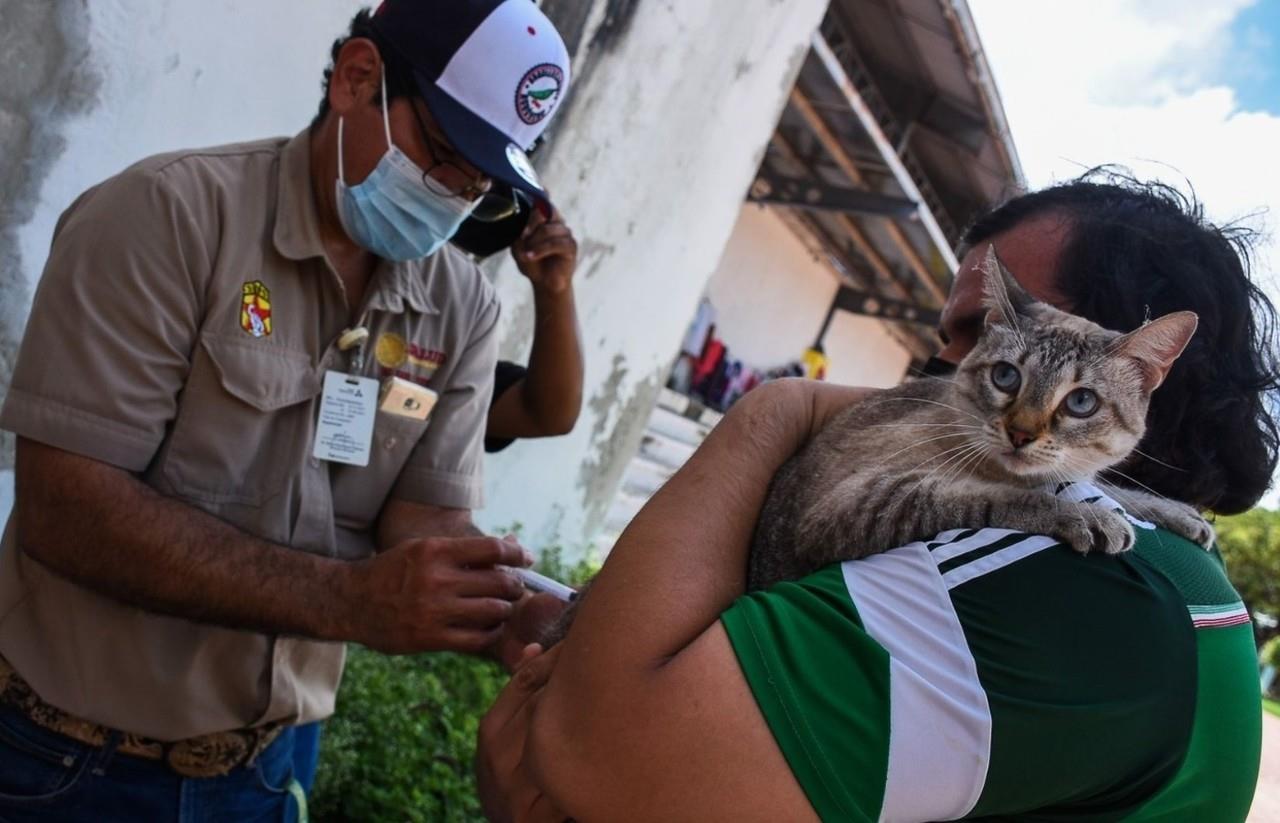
top-left (1111, 311), bottom-right (1199, 391)
top-left (980, 245), bottom-right (1033, 329)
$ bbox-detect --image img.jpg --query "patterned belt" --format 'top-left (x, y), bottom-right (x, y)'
top-left (0, 656), bottom-right (283, 778)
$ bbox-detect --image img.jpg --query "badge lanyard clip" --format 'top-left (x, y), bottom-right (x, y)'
top-left (337, 325), bottom-right (370, 377)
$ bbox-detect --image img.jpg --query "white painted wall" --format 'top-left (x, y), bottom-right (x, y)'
top-left (704, 205), bottom-right (910, 390)
top-left (14, 1), bottom-right (367, 315)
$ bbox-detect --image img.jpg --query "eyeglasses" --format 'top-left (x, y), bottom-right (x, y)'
top-left (408, 102), bottom-right (523, 223)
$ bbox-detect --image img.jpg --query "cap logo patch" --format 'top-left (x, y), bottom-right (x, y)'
top-left (505, 143), bottom-right (543, 189)
top-left (515, 63), bottom-right (564, 125)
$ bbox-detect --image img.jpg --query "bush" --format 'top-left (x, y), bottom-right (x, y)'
top-left (311, 648), bottom-right (506, 822)
top-left (311, 545), bottom-right (599, 822)
top-left (1261, 636), bottom-right (1280, 669)
top-left (1216, 507), bottom-right (1280, 635)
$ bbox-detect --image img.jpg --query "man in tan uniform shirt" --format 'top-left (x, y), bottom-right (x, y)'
top-left (0, 2), bottom-right (576, 818)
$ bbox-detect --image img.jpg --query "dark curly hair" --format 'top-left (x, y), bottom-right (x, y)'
top-left (964, 169), bottom-right (1280, 514)
top-left (311, 8), bottom-right (416, 129)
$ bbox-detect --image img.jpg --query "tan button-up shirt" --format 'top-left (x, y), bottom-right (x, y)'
top-left (0, 130), bottom-right (499, 740)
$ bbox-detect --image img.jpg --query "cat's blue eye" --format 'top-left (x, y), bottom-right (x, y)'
top-left (1063, 388), bottom-right (1099, 418)
top-left (990, 362), bottom-right (1021, 392)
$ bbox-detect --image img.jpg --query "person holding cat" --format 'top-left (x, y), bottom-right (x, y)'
top-left (477, 172), bottom-right (1279, 822)
top-left (0, 1), bottom-right (578, 819)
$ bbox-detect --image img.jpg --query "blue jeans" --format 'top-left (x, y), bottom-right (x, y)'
top-left (0, 703), bottom-right (321, 822)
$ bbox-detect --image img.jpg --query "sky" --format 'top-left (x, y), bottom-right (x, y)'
top-left (968, 0), bottom-right (1280, 509)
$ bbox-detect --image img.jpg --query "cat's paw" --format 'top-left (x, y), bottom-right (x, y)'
top-left (1053, 506), bottom-right (1136, 556)
top-left (1151, 505), bottom-right (1215, 550)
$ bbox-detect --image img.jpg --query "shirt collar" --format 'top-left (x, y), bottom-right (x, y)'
top-left (273, 129), bottom-right (327, 262)
top-left (273, 129), bottom-right (440, 316)
top-left (364, 260), bottom-right (441, 316)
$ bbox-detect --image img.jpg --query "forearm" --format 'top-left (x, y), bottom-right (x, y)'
top-left (521, 286), bottom-right (583, 432)
top-left (377, 499), bottom-right (482, 549)
top-left (15, 439), bottom-right (358, 641)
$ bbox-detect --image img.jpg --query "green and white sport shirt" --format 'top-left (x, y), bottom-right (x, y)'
top-left (722, 482), bottom-right (1261, 822)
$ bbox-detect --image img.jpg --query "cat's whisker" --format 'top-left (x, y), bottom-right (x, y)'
top-left (867, 432), bottom-right (976, 468)
top-left (905, 442), bottom-right (987, 498)
top-left (1056, 456), bottom-right (1174, 525)
top-left (939, 445), bottom-right (988, 491)
top-left (1077, 460), bottom-right (1177, 506)
top-left (1128, 447), bottom-right (1187, 473)
top-left (897, 441), bottom-right (986, 486)
top-left (866, 396), bottom-right (988, 425)
top-left (863, 422), bottom-right (983, 431)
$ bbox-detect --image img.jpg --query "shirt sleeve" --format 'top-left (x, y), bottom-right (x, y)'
top-left (721, 567), bottom-right (893, 822)
top-left (483, 360), bottom-right (529, 454)
top-left (0, 166), bottom-right (209, 471)
top-left (390, 290), bottom-right (500, 510)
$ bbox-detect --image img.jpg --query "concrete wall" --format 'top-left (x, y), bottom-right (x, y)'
top-left (477, 0), bottom-right (830, 552)
top-left (0, 0), bottom-right (832, 554)
top-left (704, 204), bottom-right (911, 390)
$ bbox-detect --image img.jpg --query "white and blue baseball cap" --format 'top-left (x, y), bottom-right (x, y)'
top-left (371, 0), bottom-right (571, 215)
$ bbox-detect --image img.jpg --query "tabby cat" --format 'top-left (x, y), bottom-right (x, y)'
top-left (747, 247), bottom-right (1213, 591)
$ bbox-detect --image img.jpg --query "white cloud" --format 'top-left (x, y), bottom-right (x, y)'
top-left (969, 0), bottom-right (1280, 508)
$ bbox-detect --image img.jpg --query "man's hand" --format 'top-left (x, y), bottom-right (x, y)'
top-left (349, 535), bottom-right (533, 655)
top-left (477, 644), bottom-right (568, 823)
top-left (512, 209), bottom-right (576, 295)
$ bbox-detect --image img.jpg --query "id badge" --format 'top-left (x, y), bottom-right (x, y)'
top-left (313, 371), bottom-right (378, 467)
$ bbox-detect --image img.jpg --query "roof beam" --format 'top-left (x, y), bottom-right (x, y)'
top-left (748, 171), bottom-right (919, 220)
top-left (768, 133), bottom-right (939, 359)
top-left (808, 32), bottom-right (961, 277)
top-left (789, 87), bottom-right (950, 306)
top-left (771, 132), bottom-right (910, 301)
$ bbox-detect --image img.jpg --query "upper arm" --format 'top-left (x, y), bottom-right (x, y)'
top-left (389, 292), bottom-right (500, 510)
top-left (483, 360), bottom-right (532, 447)
top-left (0, 167), bottom-right (208, 472)
top-left (529, 622), bottom-right (818, 823)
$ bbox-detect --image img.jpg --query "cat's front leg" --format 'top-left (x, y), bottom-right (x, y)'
top-left (908, 478), bottom-right (1137, 556)
top-left (1098, 484), bottom-right (1215, 549)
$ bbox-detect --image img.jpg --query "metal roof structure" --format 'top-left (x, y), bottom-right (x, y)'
top-left (749, 0), bottom-right (1024, 358)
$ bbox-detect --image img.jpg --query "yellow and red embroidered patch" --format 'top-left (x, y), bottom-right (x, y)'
top-left (373, 332), bottom-right (447, 387)
top-left (240, 281), bottom-right (272, 338)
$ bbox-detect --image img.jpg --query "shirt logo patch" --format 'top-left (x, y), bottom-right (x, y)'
top-left (240, 281), bottom-right (272, 338)
top-left (515, 64), bottom-right (564, 125)
top-left (374, 333), bottom-right (447, 375)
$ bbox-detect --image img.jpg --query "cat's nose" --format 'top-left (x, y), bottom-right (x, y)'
top-left (1008, 427), bottom-right (1037, 449)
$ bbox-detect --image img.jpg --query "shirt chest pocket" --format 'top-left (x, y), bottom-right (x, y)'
top-left (163, 334), bottom-right (318, 506)
top-left (330, 411), bottom-right (431, 532)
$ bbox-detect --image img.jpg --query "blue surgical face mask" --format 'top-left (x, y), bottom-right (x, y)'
top-left (334, 68), bottom-right (477, 261)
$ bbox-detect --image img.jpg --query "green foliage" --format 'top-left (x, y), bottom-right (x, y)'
top-left (1215, 507), bottom-right (1280, 624)
top-left (311, 540), bottom-right (598, 821)
top-left (1261, 636), bottom-right (1280, 669)
top-left (534, 543), bottom-right (602, 587)
top-left (311, 648), bottom-right (505, 822)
